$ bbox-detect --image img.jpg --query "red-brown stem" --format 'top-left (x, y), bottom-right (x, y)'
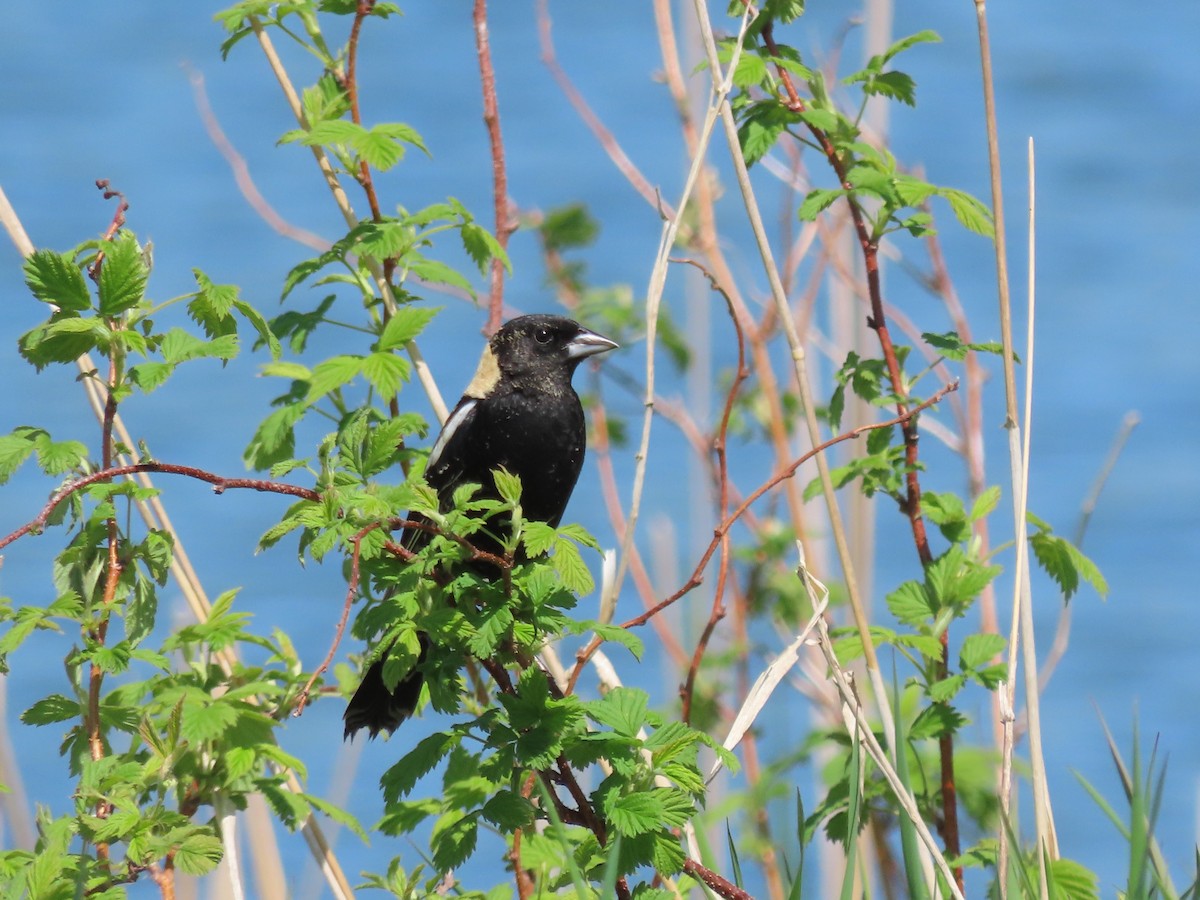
top-left (683, 857), bottom-right (753, 900)
top-left (0, 462), bottom-right (324, 552)
top-left (347, 0), bottom-right (384, 224)
top-left (760, 19), bottom-right (961, 879)
top-left (567, 382), bottom-right (957, 692)
top-left (473, 0), bottom-right (512, 336)
top-left (86, 181), bottom-right (130, 281)
top-left (537, 0), bottom-right (676, 221)
top-left (294, 522), bottom-right (382, 715)
top-left (511, 827), bottom-right (534, 899)
top-left (679, 262), bottom-right (749, 724)
top-left (590, 395), bottom-right (689, 667)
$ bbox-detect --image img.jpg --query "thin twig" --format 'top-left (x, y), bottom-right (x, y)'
top-left (569, 381), bottom-right (957, 689)
top-left (677, 260), bottom-right (749, 724)
top-left (0, 462), bottom-right (320, 552)
top-left (186, 65), bottom-right (331, 253)
top-left (473, 0), bottom-right (513, 335)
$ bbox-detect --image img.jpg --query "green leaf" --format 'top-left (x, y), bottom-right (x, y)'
top-left (381, 732), bottom-right (459, 802)
top-left (927, 674), bottom-right (966, 703)
top-left (305, 355), bottom-right (364, 403)
top-left (863, 70), bottom-right (917, 106)
top-left (431, 812), bottom-right (478, 873)
top-left (880, 30), bottom-right (942, 64)
top-left (1047, 857), bottom-right (1100, 900)
top-left (304, 793), bottom-right (369, 843)
top-left (172, 832), bottom-right (223, 876)
top-left (233, 298), bottom-right (281, 359)
top-left (407, 258), bottom-right (475, 295)
top-left (845, 164), bottom-right (897, 201)
top-left (181, 697), bottom-right (239, 742)
top-left (377, 305), bottom-right (440, 351)
top-left (606, 792), bottom-right (663, 837)
top-left (551, 539), bottom-right (594, 595)
top-left (586, 687), bottom-right (648, 737)
top-left (0, 428), bottom-right (41, 483)
top-left (970, 486), bottom-right (1001, 522)
top-left (798, 188), bottom-right (846, 221)
top-left (460, 223), bottom-right (511, 275)
top-left (129, 361), bottom-right (174, 393)
top-left (360, 351), bottom-right (410, 401)
top-left (21, 694), bottom-right (80, 725)
top-left (1030, 530), bottom-right (1107, 601)
top-left (24, 249), bottom-right (91, 311)
top-left (938, 187), bottom-right (995, 239)
top-left (885, 580), bottom-right (933, 627)
top-left (19, 316), bottom-right (110, 369)
top-left (480, 791), bottom-right (536, 830)
top-left (959, 632), bottom-right (1005, 670)
top-left (909, 703), bottom-right (966, 740)
top-left (492, 468), bottom-right (523, 506)
top-left (732, 51), bottom-right (768, 88)
top-left (521, 521), bottom-right (556, 556)
top-left (97, 233), bottom-right (149, 316)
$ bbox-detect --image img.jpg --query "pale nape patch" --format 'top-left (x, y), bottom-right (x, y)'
top-left (464, 345), bottom-right (501, 399)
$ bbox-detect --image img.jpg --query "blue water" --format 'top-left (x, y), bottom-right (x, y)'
top-left (1, 1), bottom-right (1197, 896)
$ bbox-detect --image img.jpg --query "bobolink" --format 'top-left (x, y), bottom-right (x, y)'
top-left (343, 314), bottom-right (618, 740)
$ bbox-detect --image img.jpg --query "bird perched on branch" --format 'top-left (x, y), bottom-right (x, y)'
top-left (343, 314), bottom-right (618, 740)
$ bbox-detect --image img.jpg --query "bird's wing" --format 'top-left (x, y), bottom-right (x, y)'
top-left (400, 396), bottom-right (479, 553)
top-left (425, 396), bottom-right (478, 494)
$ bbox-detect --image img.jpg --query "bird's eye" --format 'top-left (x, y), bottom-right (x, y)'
top-left (534, 326), bottom-right (552, 344)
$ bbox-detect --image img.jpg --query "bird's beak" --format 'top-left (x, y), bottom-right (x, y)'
top-left (566, 328), bottom-right (619, 360)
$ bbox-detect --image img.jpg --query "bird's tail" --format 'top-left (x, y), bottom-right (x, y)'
top-left (343, 633), bottom-right (429, 740)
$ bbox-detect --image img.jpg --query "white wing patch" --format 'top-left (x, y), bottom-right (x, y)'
top-left (427, 399), bottom-right (477, 474)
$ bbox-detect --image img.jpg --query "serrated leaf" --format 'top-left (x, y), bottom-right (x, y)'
top-left (846, 164), bottom-right (897, 201)
top-left (970, 486), bottom-right (1001, 521)
top-left (460, 223), bottom-right (511, 275)
top-left (480, 791), bottom-right (536, 830)
top-left (0, 430), bottom-right (39, 483)
top-left (959, 632), bottom-right (1005, 670)
top-left (407, 258), bottom-right (474, 294)
top-left (492, 468), bottom-right (522, 506)
top-left (97, 233), bottom-right (149, 316)
top-left (798, 188), bottom-right (845, 221)
top-left (360, 351), bottom-right (410, 401)
top-left (181, 697), bottom-right (239, 742)
top-left (922, 330), bottom-right (969, 360)
top-left (173, 832), bottom-right (223, 876)
top-left (927, 674), bottom-right (966, 703)
top-left (864, 70), bottom-right (917, 105)
top-left (381, 732), bottom-right (458, 802)
top-left (881, 30), bottom-right (942, 65)
top-left (607, 792), bottom-right (663, 837)
top-left (305, 793), bottom-right (368, 843)
top-left (586, 687), bottom-right (648, 737)
top-left (938, 187), bottom-right (995, 238)
top-left (377, 305), bottom-right (440, 351)
top-left (886, 580), bottom-right (933, 627)
top-left (551, 540), bottom-right (594, 594)
top-left (305, 355), bottom-right (363, 402)
top-left (431, 812), bottom-right (478, 873)
top-left (727, 50), bottom-right (764, 87)
top-left (24, 249), bottom-right (92, 311)
top-left (797, 107), bottom-right (840, 133)
top-left (908, 703), bottom-right (966, 740)
top-left (521, 521), bottom-right (556, 557)
top-left (129, 361), bottom-right (175, 393)
top-left (19, 316), bottom-right (109, 369)
top-left (22, 694), bottom-right (80, 725)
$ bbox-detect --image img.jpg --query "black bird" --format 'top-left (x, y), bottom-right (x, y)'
top-left (343, 314), bottom-right (618, 740)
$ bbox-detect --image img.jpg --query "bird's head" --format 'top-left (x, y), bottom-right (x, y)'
top-left (465, 314), bottom-right (617, 397)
